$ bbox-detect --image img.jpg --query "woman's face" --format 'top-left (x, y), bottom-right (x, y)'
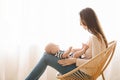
top-left (80, 21), bottom-right (87, 30)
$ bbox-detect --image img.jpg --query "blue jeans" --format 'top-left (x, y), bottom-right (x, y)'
top-left (25, 52), bottom-right (76, 80)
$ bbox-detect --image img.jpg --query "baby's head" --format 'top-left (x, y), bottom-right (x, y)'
top-left (45, 43), bottom-right (60, 54)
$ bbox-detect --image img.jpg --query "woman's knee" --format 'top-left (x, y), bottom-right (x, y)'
top-left (42, 52), bottom-right (58, 63)
top-left (42, 52), bottom-right (53, 61)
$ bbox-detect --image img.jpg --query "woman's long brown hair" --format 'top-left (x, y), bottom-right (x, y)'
top-left (79, 7), bottom-right (108, 48)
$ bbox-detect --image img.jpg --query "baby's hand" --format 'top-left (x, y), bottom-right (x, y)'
top-left (69, 46), bottom-right (72, 51)
top-left (62, 46), bottom-right (72, 58)
top-left (71, 49), bottom-right (76, 53)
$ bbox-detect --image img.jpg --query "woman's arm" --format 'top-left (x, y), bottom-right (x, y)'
top-left (58, 58), bottom-right (77, 66)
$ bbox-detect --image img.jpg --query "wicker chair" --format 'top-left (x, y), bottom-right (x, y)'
top-left (57, 41), bottom-right (117, 80)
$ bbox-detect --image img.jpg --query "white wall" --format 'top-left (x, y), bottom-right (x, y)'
top-left (0, 0), bottom-right (120, 80)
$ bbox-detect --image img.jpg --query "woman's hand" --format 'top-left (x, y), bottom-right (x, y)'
top-left (58, 58), bottom-right (76, 66)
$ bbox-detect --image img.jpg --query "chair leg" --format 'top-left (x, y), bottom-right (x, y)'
top-left (102, 73), bottom-right (105, 80)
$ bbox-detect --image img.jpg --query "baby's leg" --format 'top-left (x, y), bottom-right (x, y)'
top-left (72, 44), bottom-right (88, 58)
top-left (82, 43), bottom-right (89, 50)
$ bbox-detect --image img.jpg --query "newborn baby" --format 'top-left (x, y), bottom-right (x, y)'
top-left (45, 43), bottom-right (89, 59)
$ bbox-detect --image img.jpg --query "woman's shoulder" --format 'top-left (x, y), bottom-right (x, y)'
top-left (89, 34), bottom-right (106, 49)
top-left (88, 34), bottom-right (98, 43)
top-left (89, 34), bottom-right (102, 42)
top-left (91, 34), bottom-right (106, 50)
top-left (89, 34), bottom-right (97, 39)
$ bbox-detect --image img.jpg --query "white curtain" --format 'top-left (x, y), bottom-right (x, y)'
top-left (0, 0), bottom-right (120, 80)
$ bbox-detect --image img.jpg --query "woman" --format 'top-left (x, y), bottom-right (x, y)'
top-left (25, 7), bottom-right (108, 80)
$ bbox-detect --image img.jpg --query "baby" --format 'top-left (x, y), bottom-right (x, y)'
top-left (45, 43), bottom-right (89, 59)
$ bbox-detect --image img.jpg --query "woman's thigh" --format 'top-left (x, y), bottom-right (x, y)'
top-left (44, 54), bottom-right (92, 80)
top-left (44, 52), bottom-right (77, 74)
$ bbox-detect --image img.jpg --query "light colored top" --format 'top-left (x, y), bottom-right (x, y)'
top-left (76, 34), bottom-right (106, 66)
